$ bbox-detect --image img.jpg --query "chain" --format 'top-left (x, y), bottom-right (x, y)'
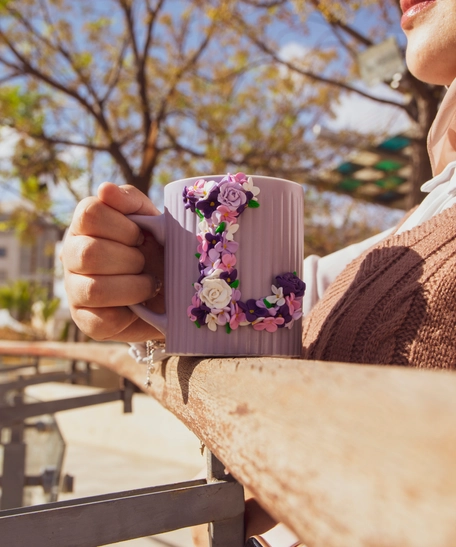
top-left (144, 340), bottom-right (165, 387)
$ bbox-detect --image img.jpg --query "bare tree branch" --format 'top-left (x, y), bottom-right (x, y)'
top-left (99, 38), bottom-right (129, 105)
top-left (309, 0), bottom-right (374, 47)
top-left (29, 133), bottom-right (111, 153)
top-left (5, 5), bottom-right (103, 110)
top-left (232, 13), bottom-right (413, 115)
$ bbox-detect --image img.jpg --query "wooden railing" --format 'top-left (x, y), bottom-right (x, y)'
top-left (2, 340), bottom-right (456, 546)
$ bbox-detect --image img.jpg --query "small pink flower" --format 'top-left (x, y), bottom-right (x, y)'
top-left (229, 304), bottom-right (247, 330)
top-left (187, 306), bottom-right (197, 321)
top-left (188, 179), bottom-right (208, 198)
top-left (197, 233), bottom-right (210, 261)
top-left (187, 295), bottom-right (201, 320)
top-left (234, 172), bottom-right (247, 183)
top-left (252, 316), bottom-right (285, 332)
top-left (219, 253), bottom-right (237, 272)
top-left (195, 178), bottom-right (217, 197)
top-left (212, 205), bottom-right (239, 225)
top-left (286, 294), bottom-right (303, 319)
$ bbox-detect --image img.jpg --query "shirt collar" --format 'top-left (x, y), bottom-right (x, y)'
top-left (421, 159), bottom-right (456, 193)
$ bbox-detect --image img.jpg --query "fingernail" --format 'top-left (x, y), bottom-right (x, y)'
top-left (137, 231), bottom-right (145, 246)
top-left (151, 276), bottom-right (163, 298)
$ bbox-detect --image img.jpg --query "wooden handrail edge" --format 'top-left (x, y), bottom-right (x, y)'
top-left (2, 341), bottom-right (456, 547)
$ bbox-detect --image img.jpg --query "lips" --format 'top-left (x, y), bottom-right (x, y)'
top-left (400, 0), bottom-right (436, 28)
top-left (400, 0), bottom-right (431, 12)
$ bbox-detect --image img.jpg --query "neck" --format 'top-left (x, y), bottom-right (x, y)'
top-left (428, 79), bottom-right (456, 176)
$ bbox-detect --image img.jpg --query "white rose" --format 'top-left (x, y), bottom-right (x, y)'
top-left (199, 278), bottom-right (232, 309)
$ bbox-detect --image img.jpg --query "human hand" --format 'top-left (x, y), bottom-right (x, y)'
top-left (61, 182), bottom-right (164, 342)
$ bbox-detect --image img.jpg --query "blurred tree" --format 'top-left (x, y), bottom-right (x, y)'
top-left (303, 186), bottom-right (399, 257)
top-left (0, 278), bottom-right (59, 323)
top-left (232, 0), bottom-right (445, 208)
top-left (0, 0), bottom-right (431, 256)
top-left (0, 0), bottom-right (336, 204)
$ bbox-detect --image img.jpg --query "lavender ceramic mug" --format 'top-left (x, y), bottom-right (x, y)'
top-left (128, 173), bottom-right (304, 357)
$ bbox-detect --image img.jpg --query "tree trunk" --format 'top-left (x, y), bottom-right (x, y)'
top-left (132, 174), bottom-right (152, 196)
top-left (408, 137), bottom-right (432, 209)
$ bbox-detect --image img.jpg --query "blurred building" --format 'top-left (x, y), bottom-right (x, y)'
top-left (0, 212), bottom-right (61, 296)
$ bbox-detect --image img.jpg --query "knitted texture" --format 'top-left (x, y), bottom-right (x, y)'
top-left (302, 205), bottom-right (456, 369)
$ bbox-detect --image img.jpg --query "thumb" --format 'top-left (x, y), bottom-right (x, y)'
top-left (98, 182), bottom-right (161, 216)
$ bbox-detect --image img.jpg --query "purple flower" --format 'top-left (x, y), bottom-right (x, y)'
top-left (215, 236), bottom-right (239, 255)
top-left (218, 181), bottom-right (247, 211)
top-left (182, 186), bottom-right (198, 212)
top-left (197, 188), bottom-right (220, 218)
top-left (202, 248), bottom-right (221, 275)
top-left (238, 299), bottom-right (268, 322)
top-left (237, 202), bottom-right (249, 215)
top-left (275, 303), bottom-right (292, 328)
top-left (191, 304), bottom-right (211, 325)
top-left (220, 269), bottom-right (237, 285)
top-left (205, 233), bottom-right (222, 249)
top-left (275, 272), bottom-right (306, 298)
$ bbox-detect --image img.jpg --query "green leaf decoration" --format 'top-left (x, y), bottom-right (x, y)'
top-left (293, 271), bottom-right (297, 276)
top-left (195, 209), bottom-right (204, 220)
top-left (226, 323), bottom-right (232, 334)
top-left (263, 298), bottom-right (273, 309)
top-left (195, 320), bottom-right (201, 329)
top-left (215, 221), bottom-right (226, 234)
top-left (248, 200), bottom-right (260, 208)
top-left (195, 253), bottom-right (201, 259)
top-left (230, 280), bottom-right (240, 289)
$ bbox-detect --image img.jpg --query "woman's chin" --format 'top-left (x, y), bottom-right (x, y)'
top-left (406, 46), bottom-right (456, 86)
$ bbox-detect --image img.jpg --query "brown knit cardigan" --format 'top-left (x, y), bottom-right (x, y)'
top-left (302, 204), bottom-right (456, 369)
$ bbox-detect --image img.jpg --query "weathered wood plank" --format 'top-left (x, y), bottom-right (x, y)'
top-left (3, 341), bottom-right (456, 547)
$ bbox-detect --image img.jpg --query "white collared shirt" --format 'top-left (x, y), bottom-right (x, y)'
top-left (303, 160), bottom-right (456, 315)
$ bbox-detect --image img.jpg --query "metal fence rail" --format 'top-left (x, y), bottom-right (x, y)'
top-left (0, 343), bottom-right (245, 546)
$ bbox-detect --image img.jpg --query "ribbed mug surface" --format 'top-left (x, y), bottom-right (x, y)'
top-left (163, 175), bottom-right (304, 357)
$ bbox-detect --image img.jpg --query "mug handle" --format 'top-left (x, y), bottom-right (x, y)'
top-left (126, 214), bottom-right (167, 336)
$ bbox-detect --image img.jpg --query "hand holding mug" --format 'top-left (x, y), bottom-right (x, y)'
top-left (61, 182), bottom-right (164, 343)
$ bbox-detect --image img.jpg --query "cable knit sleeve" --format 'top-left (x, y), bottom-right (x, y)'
top-left (303, 228), bottom-right (394, 316)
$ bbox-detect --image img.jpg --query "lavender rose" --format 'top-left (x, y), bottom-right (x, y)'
top-left (217, 182), bottom-right (247, 211)
top-left (275, 272), bottom-right (306, 298)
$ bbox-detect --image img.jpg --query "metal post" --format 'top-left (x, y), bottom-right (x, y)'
top-left (1, 396), bottom-right (26, 510)
top-left (207, 451), bottom-right (245, 547)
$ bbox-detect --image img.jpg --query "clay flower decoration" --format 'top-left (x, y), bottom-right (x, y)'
top-left (184, 173), bottom-right (306, 332)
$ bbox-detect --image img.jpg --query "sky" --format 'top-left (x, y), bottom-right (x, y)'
top-left (0, 0), bottom-right (412, 224)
